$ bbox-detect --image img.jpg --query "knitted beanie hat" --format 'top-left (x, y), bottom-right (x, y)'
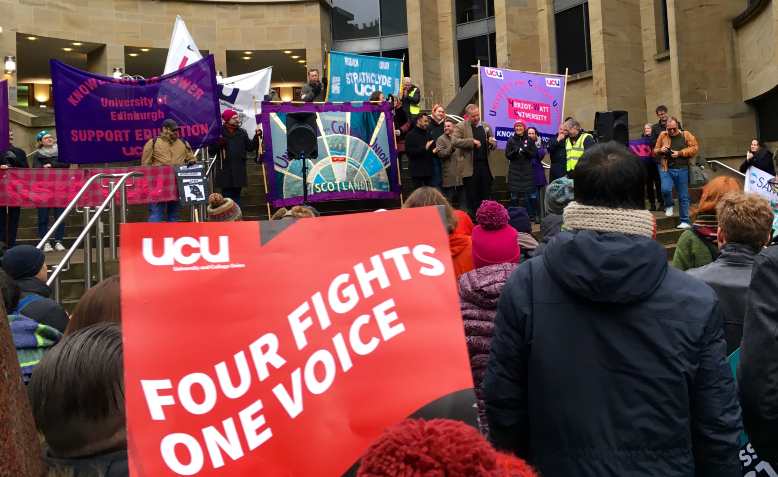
top-left (508, 207), bottom-right (532, 234)
top-left (222, 109), bottom-right (238, 122)
top-left (545, 177), bottom-right (575, 215)
top-left (207, 193), bottom-right (242, 222)
top-left (357, 419), bottom-right (537, 477)
top-left (472, 201), bottom-right (519, 269)
top-left (1, 245), bottom-right (46, 280)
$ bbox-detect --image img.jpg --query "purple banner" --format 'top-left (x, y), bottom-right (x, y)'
top-left (480, 67), bottom-right (566, 149)
top-left (258, 101), bottom-right (400, 207)
top-left (0, 79), bottom-right (8, 153)
top-left (629, 137), bottom-right (654, 163)
top-left (51, 56), bottom-right (221, 164)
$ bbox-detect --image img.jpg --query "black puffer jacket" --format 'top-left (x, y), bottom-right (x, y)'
top-left (483, 229), bottom-right (743, 477)
top-left (16, 277), bottom-right (69, 333)
top-left (208, 126), bottom-right (259, 189)
top-left (739, 245), bottom-right (778, 464)
top-left (506, 133), bottom-right (537, 194)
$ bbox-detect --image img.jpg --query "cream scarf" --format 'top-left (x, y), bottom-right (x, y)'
top-left (563, 202), bottom-right (656, 238)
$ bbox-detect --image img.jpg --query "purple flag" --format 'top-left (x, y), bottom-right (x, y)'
top-left (480, 67), bottom-right (566, 149)
top-left (51, 56), bottom-right (221, 164)
top-left (0, 79), bottom-right (8, 152)
top-left (258, 101), bottom-right (400, 207)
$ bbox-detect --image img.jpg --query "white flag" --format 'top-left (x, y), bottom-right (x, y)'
top-left (163, 16), bottom-right (203, 75)
top-left (744, 166), bottom-right (778, 233)
top-left (218, 67), bottom-right (273, 134)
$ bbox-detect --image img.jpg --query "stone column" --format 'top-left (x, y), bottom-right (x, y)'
top-left (437, 0), bottom-right (459, 106)
top-left (494, 0), bottom-right (540, 71)
top-left (537, 0), bottom-right (557, 74)
top-left (588, 0), bottom-right (646, 134)
top-left (0, 26), bottom-right (18, 105)
top-left (407, 0), bottom-right (443, 108)
top-left (87, 43), bottom-right (125, 76)
top-left (668, 0), bottom-right (756, 159)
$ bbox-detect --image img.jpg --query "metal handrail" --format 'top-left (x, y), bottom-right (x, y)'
top-left (36, 172), bottom-right (130, 249)
top-left (47, 171), bottom-right (141, 290)
top-left (706, 160), bottom-right (746, 178)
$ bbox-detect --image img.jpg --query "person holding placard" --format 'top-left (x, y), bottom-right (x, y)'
top-left (208, 109), bottom-right (260, 207)
top-left (739, 139), bottom-right (775, 176)
top-left (141, 119), bottom-right (196, 222)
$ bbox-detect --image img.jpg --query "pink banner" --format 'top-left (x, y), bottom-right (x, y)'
top-left (0, 166), bottom-right (178, 207)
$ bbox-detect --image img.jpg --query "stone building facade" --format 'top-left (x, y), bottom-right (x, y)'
top-left (1, 0), bottom-right (773, 164)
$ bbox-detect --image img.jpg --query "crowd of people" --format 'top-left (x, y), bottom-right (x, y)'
top-left (4, 70), bottom-right (778, 476)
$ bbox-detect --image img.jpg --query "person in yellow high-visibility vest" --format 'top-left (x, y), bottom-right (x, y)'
top-left (401, 77), bottom-right (422, 119)
top-left (564, 119), bottom-right (596, 174)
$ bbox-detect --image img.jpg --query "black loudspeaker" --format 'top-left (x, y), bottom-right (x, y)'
top-left (594, 110), bottom-right (629, 146)
top-left (286, 113), bottom-right (319, 158)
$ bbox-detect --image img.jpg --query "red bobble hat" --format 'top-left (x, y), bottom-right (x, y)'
top-left (357, 419), bottom-right (537, 477)
top-left (472, 200), bottom-right (520, 269)
top-left (221, 109), bottom-right (238, 122)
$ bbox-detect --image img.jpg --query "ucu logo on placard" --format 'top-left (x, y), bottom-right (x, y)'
top-left (484, 68), bottom-right (504, 80)
top-left (142, 236), bottom-right (230, 266)
top-left (545, 78), bottom-right (561, 88)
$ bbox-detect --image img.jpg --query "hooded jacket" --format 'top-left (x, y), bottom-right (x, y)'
top-left (449, 233), bottom-right (474, 278)
top-left (687, 243), bottom-right (758, 354)
top-left (15, 276), bottom-right (69, 333)
top-left (45, 449), bottom-right (128, 477)
top-left (483, 230), bottom-right (742, 477)
top-left (738, 245), bottom-right (778, 464)
top-left (459, 262), bottom-right (518, 435)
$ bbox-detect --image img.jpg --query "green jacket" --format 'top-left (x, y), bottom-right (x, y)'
top-left (672, 230), bottom-right (715, 271)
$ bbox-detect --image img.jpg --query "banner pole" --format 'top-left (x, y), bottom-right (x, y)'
top-left (476, 60), bottom-right (482, 117)
top-left (254, 96), bottom-right (273, 220)
top-left (560, 67), bottom-right (569, 126)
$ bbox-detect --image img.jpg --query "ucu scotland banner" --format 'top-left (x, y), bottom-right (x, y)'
top-left (744, 166), bottom-right (778, 234)
top-left (259, 101), bottom-right (400, 207)
top-left (51, 56), bottom-right (221, 163)
top-left (479, 66), bottom-right (566, 149)
top-left (326, 51), bottom-right (403, 102)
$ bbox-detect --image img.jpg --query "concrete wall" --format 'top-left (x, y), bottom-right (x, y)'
top-left (736, 1), bottom-right (778, 101)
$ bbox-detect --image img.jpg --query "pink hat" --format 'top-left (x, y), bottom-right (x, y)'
top-left (222, 109), bottom-right (238, 122)
top-left (471, 201), bottom-right (519, 269)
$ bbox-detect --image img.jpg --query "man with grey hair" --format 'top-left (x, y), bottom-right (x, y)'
top-left (401, 77), bottom-right (421, 119)
top-left (564, 118), bottom-right (595, 174)
top-left (452, 104), bottom-right (497, 216)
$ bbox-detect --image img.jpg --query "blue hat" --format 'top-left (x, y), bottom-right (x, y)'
top-left (545, 177), bottom-right (575, 215)
top-left (1, 245), bottom-right (46, 280)
top-left (508, 207), bottom-right (532, 234)
top-left (35, 130), bottom-right (52, 143)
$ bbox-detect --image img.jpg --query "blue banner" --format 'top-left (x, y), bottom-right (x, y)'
top-left (326, 51), bottom-right (403, 102)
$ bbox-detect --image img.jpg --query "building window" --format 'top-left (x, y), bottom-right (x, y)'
top-left (332, 0), bottom-right (381, 41)
top-left (657, 0), bottom-right (670, 52)
top-left (457, 33), bottom-right (496, 87)
top-left (456, 0), bottom-right (495, 24)
top-left (360, 49), bottom-right (411, 77)
top-left (554, 1), bottom-right (592, 75)
top-left (380, 0), bottom-right (408, 36)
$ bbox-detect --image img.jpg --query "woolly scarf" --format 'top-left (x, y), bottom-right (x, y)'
top-left (563, 202), bottom-right (656, 238)
top-left (37, 144), bottom-right (58, 158)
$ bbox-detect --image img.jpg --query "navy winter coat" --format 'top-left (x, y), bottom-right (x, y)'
top-left (483, 229), bottom-right (743, 477)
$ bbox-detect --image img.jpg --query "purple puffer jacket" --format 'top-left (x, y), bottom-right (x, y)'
top-left (458, 262), bottom-right (518, 435)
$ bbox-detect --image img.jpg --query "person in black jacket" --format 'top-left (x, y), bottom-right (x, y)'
top-left (30, 131), bottom-right (67, 252)
top-left (546, 123), bottom-right (568, 182)
top-left (427, 104), bottom-right (447, 189)
top-left (1, 244), bottom-right (69, 332)
top-left (739, 139), bottom-right (775, 176)
top-left (483, 142), bottom-right (742, 477)
top-left (208, 109), bottom-right (260, 207)
top-left (505, 121), bottom-right (538, 217)
top-left (0, 130), bottom-right (29, 247)
top-left (406, 114), bottom-right (434, 189)
top-left (739, 244), bottom-right (778, 465)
